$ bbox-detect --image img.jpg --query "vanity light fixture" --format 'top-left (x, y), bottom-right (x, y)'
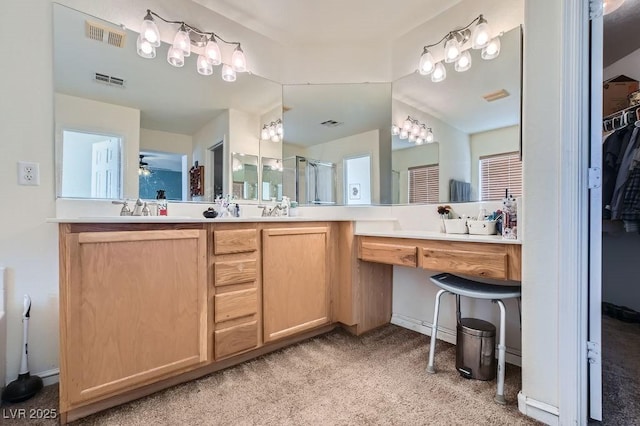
top-left (136, 9), bottom-right (248, 81)
top-left (393, 116), bottom-right (434, 145)
top-left (417, 14), bottom-right (500, 83)
top-left (260, 119), bottom-right (284, 142)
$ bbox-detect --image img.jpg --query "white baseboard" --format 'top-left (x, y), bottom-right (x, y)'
top-left (391, 313), bottom-right (522, 367)
top-left (518, 392), bottom-right (560, 425)
top-left (35, 368), bottom-right (59, 387)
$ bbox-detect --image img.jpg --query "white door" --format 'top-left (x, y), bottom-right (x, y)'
top-left (588, 3), bottom-right (603, 421)
top-left (344, 155), bottom-right (371, 205)
top-left (91, 138), bottom-right (121, 198)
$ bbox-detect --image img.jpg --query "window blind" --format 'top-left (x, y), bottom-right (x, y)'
top-left (479, 152), bottom-right (522, 201)
top-left (409, 164), bottom-right (439, 203)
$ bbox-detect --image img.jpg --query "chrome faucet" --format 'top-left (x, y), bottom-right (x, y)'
top-left (112, 200), bottom-right (132, 216)
top-left (132, 199), bottom-right (144, 216)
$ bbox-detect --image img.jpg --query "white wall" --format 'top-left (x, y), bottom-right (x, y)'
top-left (469, 125), bottom-right (520, 201)
top-left (603, 47), bottom-right (640, 82)
top-left (0, 0), bottom-right (58, 386)
top-left (193, 111), bottom-right (229, 201)
top-left (139, 128), bottom-right (193, 168)
top-left (305, 129), bottom-right (381, 204)
top-left (55, 93), bottom-right (141, 199)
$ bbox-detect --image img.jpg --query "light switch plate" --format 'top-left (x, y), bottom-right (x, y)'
top-left (18, 161), bottom-right (40, 186)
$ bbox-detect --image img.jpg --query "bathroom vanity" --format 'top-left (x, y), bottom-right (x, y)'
top-left (56, 218), bottom-right (521, 423)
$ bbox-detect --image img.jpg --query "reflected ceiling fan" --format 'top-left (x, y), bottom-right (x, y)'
top-left (138, 154), bottom-right (152, 176)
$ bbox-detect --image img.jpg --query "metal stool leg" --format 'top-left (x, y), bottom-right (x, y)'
top-left (494, 299), bottom-right (507, 404)
top-left (427, 289), bottom-right (448, 374)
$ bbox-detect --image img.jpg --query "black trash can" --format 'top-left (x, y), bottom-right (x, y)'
top-left (455, 318), bottom-right (496, 380)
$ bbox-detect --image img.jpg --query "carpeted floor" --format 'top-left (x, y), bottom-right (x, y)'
top-left (4, 319), bottom-right (637, 425)
top-left (2, 325), bottom-right (537, 425)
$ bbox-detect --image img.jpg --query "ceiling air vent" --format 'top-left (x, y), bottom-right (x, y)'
top-left (482, 89), bottom-right (510, 102)
top-left (85, 20), bottom-right (127, 48)
top-left (94, 73), bottom-right (126, 88)
top-left (320, 120), bottom-right (343, 127)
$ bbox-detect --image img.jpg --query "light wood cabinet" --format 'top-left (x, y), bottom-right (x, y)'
top-left (59, 227), bottom-right (208, 410)
top-left (262, 226), bottom-right (330, 342)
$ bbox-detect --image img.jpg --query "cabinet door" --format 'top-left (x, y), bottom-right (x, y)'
top-left (61, 229), bottom-right (208, 406)
top-left (262, 227), bottom-right (330, 343)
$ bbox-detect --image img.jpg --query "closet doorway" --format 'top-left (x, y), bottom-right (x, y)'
top-left (590, 0), bottom-right (640, 423)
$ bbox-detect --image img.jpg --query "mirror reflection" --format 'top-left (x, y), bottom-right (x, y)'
top-left (281, 83), bottom-right (392, 205)
top-left (53, 4), bottom-right (282, 202)
top-left (231, 153), bottom-right (258, 200)
top-left (391, 25), bottom-right (522, 203)
top-left (261, 157), bottom-right (283, 201)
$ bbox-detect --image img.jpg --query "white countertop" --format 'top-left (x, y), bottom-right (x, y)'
top-left (47, 216), bottom-right (344, 223)
top-left (355, 230), bottom-right (522, 245)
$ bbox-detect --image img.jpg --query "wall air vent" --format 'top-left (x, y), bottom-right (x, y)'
top-left (94, 73), bottom-right (126, 88)
top-left (482, 89), bottom-right (510, 102)
top-left (320, 120), bottom-right (343, 127)
top-left (85, 20), bottom-right (127, 48)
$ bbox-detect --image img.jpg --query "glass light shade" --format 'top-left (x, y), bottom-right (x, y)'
top-left (481, 37), bottom-right (501, 60)
top-left (454, 50), bottom-right (472, 72)
top-left (221, 64), bottom-right (237, 82)
top-left (231, 46), bottom-right (247, 72)
top-left (415, 138), bottom-right (424, 145)
top-left (402, 117), bottom-right (413, 131)
top-left (418, 49), bottom-right (435, 75)
top-left (431, 62), bottom-right (446, 83)
top-left (391, 125), bottom-right (400, 136)
top-left (205, 38), bottom-right (222, 65)
top-left (603, 0), bottom-right (625, 14)
top-left (411, 123), bottom-right (420, 135)
top-left (444, 34), bottom-right (461, 63)
top-left (471, 19), bottom-right (491, 49)
top-left (270, 135), bottom-right (280, 143)
top-left (173, 27), bottom-right (191, 57)
top-left (167, 46), bottom-right (184, 67)
top-left (141, 16), bottom-right (161, 47)
top-left (143, 168), bottom-right (151, 176)
top-left (136, 35), bottom-right (156, 59)
top-left (409, 133), bottom-right (417, 142)
top-left (269, 126), bottom-right (276, 137)
top-left (426, 129), bottom-right (434, 143)
top-left (261, 127), bottom-right (269, 140)
top-left (197, 55), bottom-right (213, 76)
top-left (276, 121), bottom-right (283, 136)
top-left (419, 126), bottom-right (427, 139)
top-left (399, 129), bottom-right (409, 140)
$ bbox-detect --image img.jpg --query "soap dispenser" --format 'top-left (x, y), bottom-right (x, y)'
top-left (156, 189), bottom-right (167, 216)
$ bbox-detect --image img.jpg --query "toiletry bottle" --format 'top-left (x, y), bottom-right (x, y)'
top-left (156, 189), bottom-right (167, 216)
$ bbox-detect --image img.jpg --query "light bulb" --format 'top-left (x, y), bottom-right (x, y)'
top-left (471, 15), bottom-right (491, 49)
top-left (431, 62), bottom-right (446, 83)
top-left (167, 46), bottom-right (184, 67)
top-left (399, 129), bottom-right (409, 140)
top-left (409, 133), bottom-right (417, 142)
top-left (415, 138), bottom-right (424, 145)
top-left (271, 134), bottom-right (280, 143)
top-left (603, 0), bottom-right (625, 14)
top-left (481, 37), bottom-right (501, 60)
top-left (455, 50), bottom-right (472, 72)
top-left (419, 126), bottom-right (427, 139)
top-left (444, 33), bottom-right (461, 63)
top-left (231, 46), bottom-right (247, 72)
top-left (269, 126), bottom-right (276, 137)
top-left (140, 11), bottom-right (161, 47)
top-left (197, 54), bottom-right (213, 76)
top-left (391, 125), bottom-right (400, 136)
top-left (144, 168), bottom-right (151, 176)
top-left (261, 126), bottom-right (270, 140)
top-left (221, 64), bottom-right (236, 82)
top-left (426, 129), bottom-right (434, 143)
top-left (403, 117), bottom-right (413, 131)
top-left (136, 34), bottom-right (156, 59)
top-left (172, 25), bottom-right (191, 57)
top-left (276, 121), bottom-right (283, 136)
top-left (205, 37), bottom-right (222, 65)
top-left (411, 123), bottom-right (420, 135)
top-left (418, 48), bottom-right (435, 75)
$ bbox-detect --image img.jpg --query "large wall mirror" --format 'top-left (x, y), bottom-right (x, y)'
top-left (281, 83), bottom-right (392, 205)
top-left (391, 25), bottom-right (522, 203)
top-left (53, 3), bottom-right (282, 202)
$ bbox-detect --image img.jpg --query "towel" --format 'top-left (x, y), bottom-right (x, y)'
top-left (450, 179), bottom-right (471, 202)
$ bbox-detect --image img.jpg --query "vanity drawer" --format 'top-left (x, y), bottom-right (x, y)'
top-left (419, 248), bottom-right (508, 280)
top-left (214, 288), bottom-right (257, 323)
top-left (214, 321), bottom-right (258, 359)
top-left (359, 241), bottom-right (417, 267)
top-left (214, 259), bottom-right (257, 286)
top-left (214, 229), bottom-right (258, 254)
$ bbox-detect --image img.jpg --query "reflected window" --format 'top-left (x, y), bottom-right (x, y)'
top-left (409, 164), bottom-right (439, 203)
top-left (479, 152), bottom-right (522, 201)
top-left (61, 130), bottom-right (122, 199)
